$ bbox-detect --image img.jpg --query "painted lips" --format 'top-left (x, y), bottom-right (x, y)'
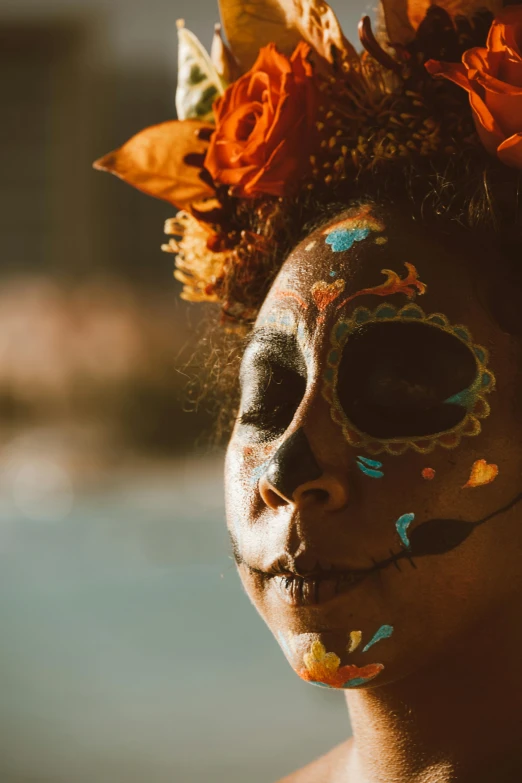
top-left (273, 571), bottom-right (369, 606)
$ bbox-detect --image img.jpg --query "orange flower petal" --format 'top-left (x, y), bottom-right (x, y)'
top-left (469, 90), bottom-right (505, 154)
top-left (425, 59), bottom-right (471, 92)
top-left (93, 119), bottom-right (215, 208)
top-left (489, 7), bottom-right (522, 56)
top-left (485, 88), bottom-right (522, 137)
top-left (497, 131), bottom-right (522, 167)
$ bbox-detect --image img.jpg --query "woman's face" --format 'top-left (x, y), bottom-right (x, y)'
top-left (225, 203), bottom-right (522, 690)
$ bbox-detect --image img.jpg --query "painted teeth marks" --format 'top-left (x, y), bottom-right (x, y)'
top-left (395, 513), bottom-right (415, 548)
top-left (356, 455), bottom-right (384, 478)
top-left (323, 303), bottom-right (496, 456)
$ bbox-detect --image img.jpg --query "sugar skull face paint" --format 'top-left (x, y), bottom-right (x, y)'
top-left (463, 459), bottom-right (499, 488)
top-left (322, 204), bottom-right (386, 252)
top-left (323, 303), bottom-right (495, 455)
top-left (225, 203), bottom-right (522, 694)
top-left (299, 638), bottom-right (384, 688)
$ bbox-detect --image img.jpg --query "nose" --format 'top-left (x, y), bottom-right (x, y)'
top-left (258, 428), bottom-right (349, 512)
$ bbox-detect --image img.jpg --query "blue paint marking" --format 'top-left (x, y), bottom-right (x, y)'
top-left (343, 677), bottom-right (372, 688)
top-left (325, 227), bottom-right (370, 252)
top-left (444, 386), bottom-right (474, 408)
top-left (401, 307), bottom-right (423, 319)
top-left (362, 624), bottom-right (394, 653)
top-left (329, 270), bottom-right (337, 277)
top-left (277, 631), bottom-right (293, 659)
top-left (427, 314), bottom-right (447, 326)
top-left (250, 459), bottom-right (271, 486)
top-left (354, 308), bottom-right (371, 324)
top-left (356, 455), bottom-right (384, 479)
top-left (474, 346), bottom-right (486, 363)
top-left (375, 305), bottom-right (396, 319)
top-left (357, 456), bottom-right (383, 469)
top-left (356, 463), bottom-right (384, 479)
top-left (395, 512), bottom-right (415, 548)
top-left (335, 322), bottom-right (351, 341)
top-left (453, 326), bottom-right (471, 342)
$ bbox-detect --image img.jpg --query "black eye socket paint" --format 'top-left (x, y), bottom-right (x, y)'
top-left (265, 428), bottom-right (322, 500)
top-left (337, 320), bottom-right (477, 439)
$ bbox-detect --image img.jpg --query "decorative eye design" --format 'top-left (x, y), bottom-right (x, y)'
top-left (322, 304), bottom-right (495, 455)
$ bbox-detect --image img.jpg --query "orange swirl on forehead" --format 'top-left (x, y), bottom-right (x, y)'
top-left (336, 263), bottom-right (427, 311)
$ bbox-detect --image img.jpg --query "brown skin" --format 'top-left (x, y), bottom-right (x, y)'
top-left (225, 203), bottom-right (522, 782)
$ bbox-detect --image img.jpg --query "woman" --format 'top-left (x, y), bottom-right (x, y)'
top-left (95, 0), bottom-right (522, 779)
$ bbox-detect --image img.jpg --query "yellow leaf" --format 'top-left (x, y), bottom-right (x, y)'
top-left (176, 19), bottom-right (225, 122)
top-left (379, 0), bottom-right (502, 46)
top-left (93, 119), bottom-right (216, 209)
top-left (218, 0), bottom-right (357, 70)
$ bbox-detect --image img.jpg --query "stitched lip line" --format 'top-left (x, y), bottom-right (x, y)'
top-left (237, 490), bottom-right (522, 592)
top-left (272, 571), bottom-right (370, 607)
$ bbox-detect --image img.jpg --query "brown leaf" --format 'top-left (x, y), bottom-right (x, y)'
top-left (218, 0), bottom-right (357, 70)
top-left (93, 119), bottom-right (215, 208)
top-left (379, 0), bottom-right (502, 46)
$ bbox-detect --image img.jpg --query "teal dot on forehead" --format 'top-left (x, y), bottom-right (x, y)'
top-left (329, 270), bottom-right (337, 277)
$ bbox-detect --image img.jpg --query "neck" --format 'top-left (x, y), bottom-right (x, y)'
top-left (344, 601), bottom-right (522, 783)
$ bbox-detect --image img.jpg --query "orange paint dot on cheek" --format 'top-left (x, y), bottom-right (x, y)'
top-left (422, 467), bottom-right (436, 480)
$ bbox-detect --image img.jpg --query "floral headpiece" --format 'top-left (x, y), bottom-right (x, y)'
top-left (95, 0), bottom-right (522, 325)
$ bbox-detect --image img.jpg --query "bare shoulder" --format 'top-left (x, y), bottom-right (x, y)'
top-left (276, 739), bottom-right (353, 783)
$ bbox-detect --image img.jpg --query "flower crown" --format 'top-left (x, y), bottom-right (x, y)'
top-left (94, 0), bottom-right (522, 325)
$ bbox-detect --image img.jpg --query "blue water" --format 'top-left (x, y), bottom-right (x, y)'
top-left (0, 455), bottom-right (349, 782)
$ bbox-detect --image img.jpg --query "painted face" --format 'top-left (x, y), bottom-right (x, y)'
top-left (225, 203), bottom-right (522, 691)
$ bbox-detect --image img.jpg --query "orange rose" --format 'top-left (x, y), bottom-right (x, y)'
top-left (204, 42), bottom-right (319, 198)
top-left (426, 6), bottom-right (522, 169)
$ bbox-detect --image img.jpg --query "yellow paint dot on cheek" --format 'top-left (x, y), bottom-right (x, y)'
top-left (463, 459), bottom-right (499, 488)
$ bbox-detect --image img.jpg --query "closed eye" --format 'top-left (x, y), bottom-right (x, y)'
top-left (238, 331), bottom-right (307, 439)
top-left (239, 363), bottom-right (306, 438)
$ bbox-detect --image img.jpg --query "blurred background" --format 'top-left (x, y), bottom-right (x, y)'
top-left (0, 0), bottom-right (363, 780)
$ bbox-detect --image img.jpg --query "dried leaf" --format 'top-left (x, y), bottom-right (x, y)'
top-left (93, 119), bottom-right (216, 208)
top-left (175, 19), bottom-right (225, 122)
top-left (210, 23), bottom-right (241, 82)
top-left (380, 0), bottom-right (502, 46)
top-left (218, 0), bottom-right (357, 70)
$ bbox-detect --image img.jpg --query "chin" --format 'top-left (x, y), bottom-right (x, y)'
top-left (242, 568), bottom-right (399, 690)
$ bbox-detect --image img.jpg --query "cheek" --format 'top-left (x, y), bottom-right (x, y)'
top-left (224, 435), bottom-right (278, 540)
